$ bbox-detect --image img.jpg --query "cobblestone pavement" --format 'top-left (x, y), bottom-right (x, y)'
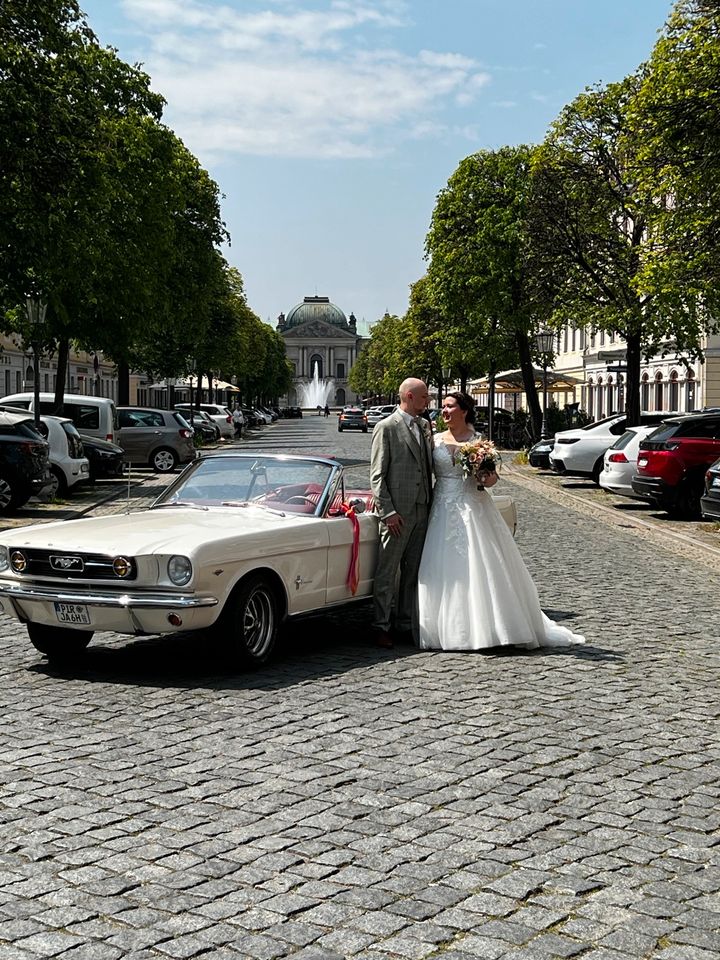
top-left (0, 417), bottom-right (718, 959)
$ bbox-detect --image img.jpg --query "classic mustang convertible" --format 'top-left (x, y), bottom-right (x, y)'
top-left (0, 453), bottom-right (517, 665)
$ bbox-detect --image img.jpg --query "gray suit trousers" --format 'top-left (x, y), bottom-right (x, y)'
top-left (372, 500), bottom-right (429, 633)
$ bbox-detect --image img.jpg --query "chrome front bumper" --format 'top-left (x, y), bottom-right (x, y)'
top-left (0, 581), bottom-right (218, 609)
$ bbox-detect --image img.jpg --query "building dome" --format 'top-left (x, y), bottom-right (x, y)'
top-left (283, 296), bottom-right (348, 330)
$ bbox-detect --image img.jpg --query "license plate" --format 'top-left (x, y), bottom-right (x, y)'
top-left (54, 602), bottom-right (91, 625)
top-left (638, 457), bottom-right (648, 468)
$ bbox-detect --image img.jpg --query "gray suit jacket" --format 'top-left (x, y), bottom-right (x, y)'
top-left (370, 410), bottom-right (433, 519)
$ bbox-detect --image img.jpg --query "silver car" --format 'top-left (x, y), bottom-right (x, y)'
top-left (117, 407), bottom-right (196, 473)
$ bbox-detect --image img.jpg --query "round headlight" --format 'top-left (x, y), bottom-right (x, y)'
top-left (112, 556), bottom-right (132, 578)
top-left (0, 546), bottom-right (9, 572)
top-left (10, 550), bottom-right (27, 573)
top-left (168, 555), bottom-right (192, 586)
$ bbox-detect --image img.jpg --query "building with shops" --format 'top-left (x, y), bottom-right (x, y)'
top-left (0, 334), bottom-right (117, 400)
top-left (470, 327), bottom-right (720, 421)
top-left (277, 296), bottom-right (367, 408)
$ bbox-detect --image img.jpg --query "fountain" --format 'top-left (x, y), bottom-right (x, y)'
top-left (298, 361), bottom-right (335, 409)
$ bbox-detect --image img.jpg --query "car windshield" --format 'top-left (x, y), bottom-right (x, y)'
top-left (153, 455), bottom-right (338, 514)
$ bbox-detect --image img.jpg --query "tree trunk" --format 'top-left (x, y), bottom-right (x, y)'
top-left (516, 330), bottom-right (542, 441)
top-left (53, 339), bottom-right (70, 413)
top-left (625, 329), bottom-right (642, 427)
top-left (117, 360), bottom-right (130, 406)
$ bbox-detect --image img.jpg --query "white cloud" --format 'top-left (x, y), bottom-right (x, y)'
top-left (119, 0), bottom-right (492, 160)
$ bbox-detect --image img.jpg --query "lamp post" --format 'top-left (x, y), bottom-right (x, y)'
top-left (441, 365), bottom-right (451, 408)
top-left (534, 329), bottom-right (555, 440)
top-left (25, 296), bottom-right (47, 429)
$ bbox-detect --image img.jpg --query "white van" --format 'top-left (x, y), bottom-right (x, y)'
top-left (0, 393), bottom-right (118, 443)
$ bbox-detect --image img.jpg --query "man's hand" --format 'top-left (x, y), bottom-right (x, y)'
top-left (384, 513), bottom-right (404, 537)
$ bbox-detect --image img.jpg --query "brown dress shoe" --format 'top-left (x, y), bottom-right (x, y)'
top-left (375, 630), bottom-right (394, 648)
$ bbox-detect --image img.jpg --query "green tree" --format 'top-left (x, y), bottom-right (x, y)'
top-left (426, 146), bottom-right (544, 436)
top-left (628, 0), bottom-right (720, 348)
top-left (531, 76), bottom-right (663, 427)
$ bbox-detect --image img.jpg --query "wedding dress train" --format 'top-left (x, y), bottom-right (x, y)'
top-left (417, 436), bottom-right (585, 651)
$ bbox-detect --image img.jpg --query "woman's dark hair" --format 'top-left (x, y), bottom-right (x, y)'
top-left (446, 391), bottom-right (475, 424)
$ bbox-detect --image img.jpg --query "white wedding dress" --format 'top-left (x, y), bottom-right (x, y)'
top-left (417, 435), bottom-right (585, 650)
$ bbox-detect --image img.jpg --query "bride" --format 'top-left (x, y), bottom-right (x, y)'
top-left (417, 391), bottom-right (585, 651)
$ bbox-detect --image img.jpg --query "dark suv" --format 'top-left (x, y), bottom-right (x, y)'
top-left (338, 408), bottom-right (368, 433)
top-left (0, 410), bottom-right (51, 513)
top-left (631, 412), bottom-right (720, 519)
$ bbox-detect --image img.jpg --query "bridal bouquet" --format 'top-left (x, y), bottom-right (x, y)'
top-left (457, 438), bottom-right (500, 489)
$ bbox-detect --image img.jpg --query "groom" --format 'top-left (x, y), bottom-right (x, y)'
top-left (370, 377), bottom-right (432, 648)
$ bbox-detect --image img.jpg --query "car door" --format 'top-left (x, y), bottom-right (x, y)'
top-left (117, 409), bottom-right (162, 463)
top-left (325, 504), bottom-right (378, 604)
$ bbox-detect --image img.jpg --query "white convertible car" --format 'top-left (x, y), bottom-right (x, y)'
top-left (0, 453), bottom-right (517, 666)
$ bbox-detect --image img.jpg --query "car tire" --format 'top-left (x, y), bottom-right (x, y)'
top-left (217, 574), bottom-right (279, 667)
top-left (591, 457), bottom-right (604, 485)
top-left (0, 474), bottom-right (29, 514)
top-left (27, 623), bottom-right (93, 661)
top-left (151, 447), bottom-right (178, 473)
top-left (47, 467), bottom-right (67, 498)
top-left (668, 475), bottom-right (703, 520)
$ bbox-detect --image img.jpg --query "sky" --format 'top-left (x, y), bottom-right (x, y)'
top-left (80, 0), bottom-right (674, 335)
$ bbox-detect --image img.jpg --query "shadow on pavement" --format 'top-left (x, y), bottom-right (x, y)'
top-left (27, 601), bottom-right (619, 689)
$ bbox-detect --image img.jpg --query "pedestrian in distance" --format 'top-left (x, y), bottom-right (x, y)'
top-left (369, 377), bottom-right (432, 648)
top-left (324, 404), bottom-right (330, 417)
top-left (317, 405), bottom-right (322, 416)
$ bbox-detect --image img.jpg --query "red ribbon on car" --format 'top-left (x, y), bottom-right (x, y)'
top-left (339, 502), bottom-right (360, 595)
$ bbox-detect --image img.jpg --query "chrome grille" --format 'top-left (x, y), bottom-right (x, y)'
top-left (12, 549), bottom-right (137, 581)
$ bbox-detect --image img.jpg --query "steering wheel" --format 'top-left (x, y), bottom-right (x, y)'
top-left (284, 496), bottom-right (317, 507)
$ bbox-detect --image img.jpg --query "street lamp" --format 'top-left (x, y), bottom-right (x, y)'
top-left (25, 296), bottom-right (47, 428)
top-left (534, 329), bottom-right (555, 440)
top-left (441, 365), bottom-right (451, 407)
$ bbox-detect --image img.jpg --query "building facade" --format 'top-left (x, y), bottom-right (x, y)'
top-left (277, 296), bottom-right (367, 408)
top-left (0, 334), bottom-right (117, 400)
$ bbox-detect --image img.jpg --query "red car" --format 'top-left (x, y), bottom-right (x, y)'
top-left (631, 412), bottom-right (720, 519)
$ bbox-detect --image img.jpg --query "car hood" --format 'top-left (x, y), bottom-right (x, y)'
top-left (1, 506), bottom-right (315, 556)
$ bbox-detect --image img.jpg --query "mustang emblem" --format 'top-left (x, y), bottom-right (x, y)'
top-left (50, 555), bottom-right (84, 572)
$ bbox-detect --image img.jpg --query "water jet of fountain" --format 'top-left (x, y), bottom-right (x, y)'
top-left (298, 361), bottom-right (335, 409)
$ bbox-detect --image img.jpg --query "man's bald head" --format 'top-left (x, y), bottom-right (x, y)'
top-left (398, 378), bottom-right (429, 416)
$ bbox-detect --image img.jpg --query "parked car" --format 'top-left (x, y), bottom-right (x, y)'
top-left (550, 412), bottom-right (674, 484)
top-left (528, 438), bottom-right (554, 470)
top-left (631, 412), bottom-right (720, 518)
top-left (700, 456), bottom-right (720, 521)
top-left (0, 409), bottom-right (51, 514)
top-left (365, 408), bottom-right (388, 427)
top-left (79, 434), bottom-right (126, 480)
top-left (0, 392), bottom-right (118, 442)
top-left (117, 407), bottom-right (196, 473)
top-left (174, 403), bottom-right (234, 440)
top-left (176, 407), bottom-right (220, 443)
top-left (0, 452), bottom-right (518, 666)
top-left (34, 416), bottom-right (90, 497)
top-left (338, 407), bottom-right (368, 432)
top-left (253, 408), bottom-right (273, 425)
top-left (598, 425), bottom-right (658, 498)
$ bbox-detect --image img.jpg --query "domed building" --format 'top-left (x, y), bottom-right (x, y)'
top-left (277, 296), bottom-right (366, 408)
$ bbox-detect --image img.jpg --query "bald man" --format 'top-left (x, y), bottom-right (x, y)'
top-left (370, 378), bottom-right (432, 647)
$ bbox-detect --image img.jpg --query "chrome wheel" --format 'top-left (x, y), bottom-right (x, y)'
top-left (0, 476), bottom-right (14, 513)
top-left (152, 448), bottom-right (177, 473)
top-left (220, 574), bottom-right (278, 666)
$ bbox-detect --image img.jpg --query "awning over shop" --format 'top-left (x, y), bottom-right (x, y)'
top-left (147, 377), bottom-right (240, 392)
top-left (469, 367), bottom-right (582, 393)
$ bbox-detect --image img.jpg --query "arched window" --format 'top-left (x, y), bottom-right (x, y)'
top-left (685, 369), bottom-right (696, 411)
top-left (654, 371), bottom-right (664, 411)
top-left (669, 370), bottom-right (679, 411)
top-left (309, 354), bottom-right (323, 379)
top-left (25, 364), bottom-right (34, 383)
top-left (596, 376), bottom-right (604, 419)
top-left (335, 387), bottom-right (346, 406)
top-left (641, 372), bottom-right (650, 411)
